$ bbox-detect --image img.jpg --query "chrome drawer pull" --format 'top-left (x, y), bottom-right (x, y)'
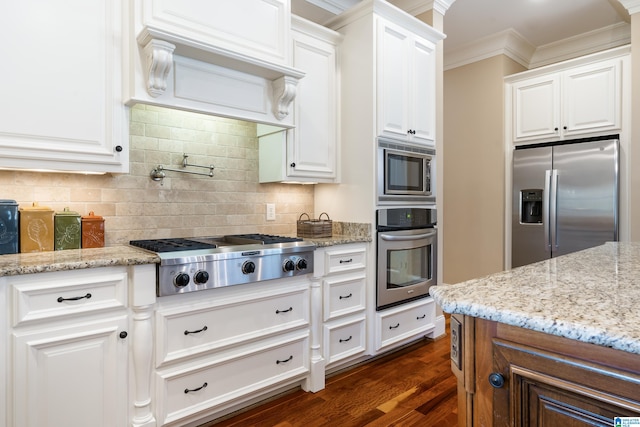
top-left (389, 323), bottom-right (400, 329)
top-left (339, 335), bottom-right (353, 343)
top-left (57, 293), bottom-right (92, 303)
top-left (184, 382), bottom-right (208, 394)
top-left (276, 307), bottom-right (293, 314)
top-left (184, 326), bottom-right (208, 335)
top-left (276, 355), bottom-right (293, 364)
top-left (416, 314), bottom-right (426, 320)
top-left (339, 293), bottom-right (353, 300)
top-left (339, 258), bottom-right (353, 264)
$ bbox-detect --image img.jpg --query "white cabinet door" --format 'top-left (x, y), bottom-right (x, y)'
top-left (0, 0), bottom-right (128, 173)
top-left (288, 19), bottom-right (339, 181)
top-left (511, 57), bottom-right (622, 143)
top-left (259, 17), bottom-right (340, 183)
top-left (512, 74), bottom-right (561, 142)
top-left (410, 36), bottom-right (436, 145)
top-left (11, 316), bottom-right (128, 427)
top-left (563, 60), bottom-right (621, 137)
top-left (377, 19), bottom-right (410, 142)
top-left (377, 19), bottom-right (436, 146)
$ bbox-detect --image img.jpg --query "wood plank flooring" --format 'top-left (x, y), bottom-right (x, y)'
top-left (203, 321), bottom-right (457, 426)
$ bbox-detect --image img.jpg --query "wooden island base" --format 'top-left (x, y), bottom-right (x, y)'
top-left (452, 315), bottom-right (640, 426)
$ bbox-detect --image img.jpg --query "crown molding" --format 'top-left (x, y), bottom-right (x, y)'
top-left (529, 22), bottom-right (630, 68)
top-left (389, 0), bottom-right (455, 16)
top-left (444, 22), bottom-right (631, 71)
top-left (618, 0), bottom-right (640, 15)
top-left (444, 29), bottom-right (534, 71)
top-left (303, 0), bottom-right (360, 15)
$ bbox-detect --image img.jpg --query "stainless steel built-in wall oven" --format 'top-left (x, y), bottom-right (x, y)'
top-left (376, 208), bottom-right (437, 310)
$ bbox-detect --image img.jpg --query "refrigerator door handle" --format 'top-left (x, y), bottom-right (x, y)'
top-left (550, 169), bottom-right (559, 250)
top-left (544, 170), bottom-right (551, 252)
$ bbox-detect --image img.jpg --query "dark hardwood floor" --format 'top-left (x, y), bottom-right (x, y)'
top-left (203, 321), bottom-right (457, 426)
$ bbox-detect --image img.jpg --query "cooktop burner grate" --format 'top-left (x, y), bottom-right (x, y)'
top-left (129, 238), bottom-right (216, 253)
top-left (130, 234), bottom-right (303, 253)
top-left (226, 234), bottom-right (303, 245)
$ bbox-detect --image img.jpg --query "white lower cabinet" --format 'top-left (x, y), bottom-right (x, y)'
top-left (5, 267), bottom-right (133, 427)
top-left (154, 279), bottom-right (311, 426)
top-left (316, 243), bottom-right (368, 370)
top-left (156, 331), bottom-right (309, 426)
top-left (374, 298), bottom-right (436, 352)
top-left (323, 315), bottom-right (366, 366)
top-left (12, 316), bottom-right (128, 427)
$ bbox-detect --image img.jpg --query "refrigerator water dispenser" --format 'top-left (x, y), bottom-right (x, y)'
top-left (520, 189), bottom-right (542, 224)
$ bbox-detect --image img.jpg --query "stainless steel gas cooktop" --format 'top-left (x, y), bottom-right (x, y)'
top-left (130, 234), bottom-right (315, 296)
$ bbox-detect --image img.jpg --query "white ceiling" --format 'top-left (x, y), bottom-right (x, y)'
top-left (444, 0), bottom-right (628, 53)
top-left (292, 0), bottom-right (631, 66)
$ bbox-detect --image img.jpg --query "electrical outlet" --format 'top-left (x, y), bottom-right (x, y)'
top-left (266, 203), bottom-right (276, 221)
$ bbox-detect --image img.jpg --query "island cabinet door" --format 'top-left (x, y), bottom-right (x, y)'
top-left (473, 319), bottom-right (640, 426)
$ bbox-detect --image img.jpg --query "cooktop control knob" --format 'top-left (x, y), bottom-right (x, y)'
top-left (194, 270), bottom-right (209, 285)
top-left (242, 260), bottom-right (256, 274)
top-left (296, 258), bottom-right (308, 271)
top-left (174, 273), bottom-right (190, 288)
top-left (283, 259), bottom-right (295, 272)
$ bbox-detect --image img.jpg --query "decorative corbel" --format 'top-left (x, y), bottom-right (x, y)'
top-left (271, 75), bottom-right (298, 120)
top-left (142, 39), bottom-right (176, 97)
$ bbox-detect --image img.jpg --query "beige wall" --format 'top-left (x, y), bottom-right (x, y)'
top-left (0, 105), bottom-right (314, 246)
top-left (442, 55), bottom-right (525, 284)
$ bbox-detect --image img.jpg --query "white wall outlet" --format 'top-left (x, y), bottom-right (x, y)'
top-left (266, 203), bottom-right (276, 221)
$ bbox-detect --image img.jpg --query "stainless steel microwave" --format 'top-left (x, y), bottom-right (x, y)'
top-left (377, 139), bottom-right (435, 205)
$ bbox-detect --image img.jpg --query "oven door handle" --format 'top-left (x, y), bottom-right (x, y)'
top-left (379, 230), bottom-right (436, 241)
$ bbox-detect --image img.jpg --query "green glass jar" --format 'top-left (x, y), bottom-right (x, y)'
top-left (54, 207), bottom-right (81, 250)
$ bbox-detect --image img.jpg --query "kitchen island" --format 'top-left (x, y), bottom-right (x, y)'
top-left (429, 242), bottom-right (640, 426)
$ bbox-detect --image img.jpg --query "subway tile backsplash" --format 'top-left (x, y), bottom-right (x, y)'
top-left (0, 104), bottom-right (314, 246)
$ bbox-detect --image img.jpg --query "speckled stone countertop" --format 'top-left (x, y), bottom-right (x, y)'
top-left (0, 222), bottom-right (372, 276)
top-left (301, 221), bottom-right (372, 248)
top-left (0, 246), bottom-right (159, 277)
top-left (429, 242), bottom-right (640, 355)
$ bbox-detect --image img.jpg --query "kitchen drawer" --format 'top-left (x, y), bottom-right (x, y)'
top-left (10, 267), bottom-right (128, 327)
top-left (323, 315), bottom-right (366, 366)
top-left (375, 298), bottom-right (436, 351)
top-left (324, 246), bottom-right (366, 275)
top-left (323, 273), bottom-right (366, 321)
top-left (156, 287), bottom-right (309, 366)
top-left (156, 332), bottom-right (309, 426)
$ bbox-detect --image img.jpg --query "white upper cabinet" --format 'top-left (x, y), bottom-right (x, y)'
top-left (510, 54), bottom-right (625, 144)
top-left (259, 16), bottom-right (341, 183)
top-left (0, 0), bottom-right (128, 173)
top-left (377, 18), bottom-right (436, 146)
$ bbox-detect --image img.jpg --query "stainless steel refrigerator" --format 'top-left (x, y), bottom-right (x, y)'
top-left (511, 137), bottom-right (619, 268)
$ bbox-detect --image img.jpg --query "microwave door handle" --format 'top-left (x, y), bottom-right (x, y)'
top-left (425, 159), bottom-right (431, 192)
top-left (380, 231), bottom-right (437, 241)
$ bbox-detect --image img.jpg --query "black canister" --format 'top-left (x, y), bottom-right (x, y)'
top-left (0, 199), bottom-right (19, 254)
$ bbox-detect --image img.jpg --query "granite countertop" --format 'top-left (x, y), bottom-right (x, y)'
top-left (0, 246), bottom-right (159, 277)
top-left (0, 224), bottom-right (372, 277)
top-left (429, 242), bottom-right (640, 355)
top-left (300, 221), bottom-right (372, 248)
